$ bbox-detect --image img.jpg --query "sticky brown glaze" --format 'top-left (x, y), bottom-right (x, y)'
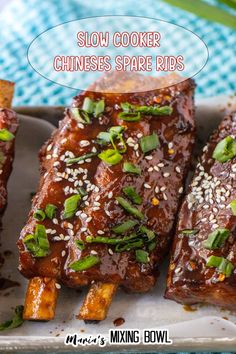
top-left (165, 112), bottom-right (236, 310)
top-left (18, 76), bottom-right (195, 292)
top-left (0, 108), bottom-right (18, 217)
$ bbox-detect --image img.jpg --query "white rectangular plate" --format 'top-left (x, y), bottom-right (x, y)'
top-left (1, 95), bottom-right (236, 352)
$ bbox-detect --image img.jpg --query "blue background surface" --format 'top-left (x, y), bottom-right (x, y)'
top-left (0, 0), bottom-right (235, 106)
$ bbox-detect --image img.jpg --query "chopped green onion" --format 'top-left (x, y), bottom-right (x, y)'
top-left (75, 239), bottom-right (85, 251)
top-left (0, 305), bottom-right (24, 331)
top-left (71, 108), bottom-right (91, 124)
top-left (98, 149), bottom-right (123, 165)
top-left (112, 220), bottom-right (138, 234)
top-left (45, 204), bottom-right (57, 219)
top-left (0, 129), bottom-right (14, 142)
top-left (139, 133), bottom-right (159, 153)
top-left (212, 136), bottom-right (236, 163)
top-left (139, 226), bottom-right (155, 241)
top-left (122, 186), bottom-right (142, 205)
top-left (66, 152), bottom-right (97, 165)
top-left (94, 99), bottom-right (105, 117)
top-left (115, 239), bottom-right (143, 252)
top-left (118, 112), bottom-right (141, 122)
top-left (86, 233), bottom-right (137, 245)
top-left (63, 194), bottom-right (81, 219)
top-left (23, 224), bottom-right (50, 258)
top-left (203, 228), bottom-right (230, 250)
top-left (77, 187), bottom-right (87, 197)
top-left (71, 98), bottom-right (105, 124)
top-left (135, 249), bottom-right (149, 263)
top-left (206, 255), bottom-right (234, 277)
top-left (148, 240), bottom-right (157, 251)
top-left (123, 162), bottom-right (141, 175)
top-left (69, 255), bottom-right (100, 271)
top-left (33, 209), bottom-right (46, 221)
top-left (116, 196), bottom-right (144, 220)
top-left (181, 229), bottom-right (199, 235)
top-left (97, 131), bottom-right (111, 143)
top-left (230, 200), bottom-right (236, 215)
top-left (119, 102), bottom-right (173, 121)
top-left (82, 97), bottom-right (95, 114)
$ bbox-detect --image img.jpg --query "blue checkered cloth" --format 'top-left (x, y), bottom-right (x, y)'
top-left (0, 0), bottom-right (235, 105)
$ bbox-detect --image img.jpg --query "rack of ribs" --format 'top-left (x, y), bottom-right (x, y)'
top-left (18, 73), bottom-right (195, 321)
top-left (165, 112), bottom-right (236, 310)
top-left (0, 80), bottom-right (18, 219)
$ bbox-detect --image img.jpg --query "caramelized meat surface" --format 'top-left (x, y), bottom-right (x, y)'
top-left (18, 77), bottom-right (195, 292)
top-left (0, 108), bottom-right (18, 216)
top-left (165, 113), bottom-right (236, 309)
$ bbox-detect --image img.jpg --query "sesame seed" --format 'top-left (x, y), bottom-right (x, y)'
top-left (95, 196), bottom-right (101, 201)
top-left (163, 193), bottom-right (167, 200)
top-left (144, 183), bottom-right (151, 189)
top-left (78, 123), bottom-right (84, 129)
top-left (91, 250), bottom-right (98, 255)
top-left (168, 142), bottom-right (173, 149)
top-left (154, 166), bottom-right (159, 172)
top-left (108, 191), bottom-right (113, 199)
top-left (97, 230), bottom-right (104, 235)
top-left (80, 140), bottom-right (90, 147)
top-left (47, 144), bottom-right (52, 151)
top-left (155, 186), bottom-right (159, 193)
top-left (163, 172), bottom-right (170, 178)
top-left (55, 283), bottom-right (61, 289)
top-left (46, 154), bottom-right (52, 160)
top-left (178, 187), bottom-right (183, 193)
top-left (158, 163), bottom-right (164, 168)
top-left (94, 201), bottom-right (101, 207)
top-left (61, 250), bottom-right (66, 257)
top-left (81, 227), bottom-right (87, 232)
top-left (86, 216), bottom-right (92, 223)
top-left (137, 133), bottom-right (143, 138)
top-left (64, 236), bottom-right (70, 241)
top-left (108, 248), bottom-right (114, 255)
top-left (160, 186), bottom-right (166, 192)
top-left (175, 166), bottom-right (181, 173)
top-left (81, 213), bottom-right (88, 219)
top-left (148, 167), bottom-right (154, 172)
top-left (53, 218), bottom-right (58, 225)
top-left (145, 155), bottom-right (153, 160)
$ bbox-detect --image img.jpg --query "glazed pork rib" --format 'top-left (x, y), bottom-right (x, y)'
top-left (0, 80), bottom-right (18, 217)
top-left (18, 74), bottom-right (195, 321)
top-left (165, 112), bottom-right (236, 310)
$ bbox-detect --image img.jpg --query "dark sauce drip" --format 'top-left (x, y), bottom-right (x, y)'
top-left (113, 317), bottom-right (125, 326)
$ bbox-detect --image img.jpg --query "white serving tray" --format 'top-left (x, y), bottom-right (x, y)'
top-left (1, 95), bottom-right (236, 352)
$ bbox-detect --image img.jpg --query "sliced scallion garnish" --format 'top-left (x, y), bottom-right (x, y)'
top-left (230, 199), bottom-right (236, 215)
top-left (181, 229), bottom-right (199, 235)
top-left (33, 209), bottom-right (46, 221)
top-left (112, 220), bottom-right (138, 234)
top-left (45, 204), bottom-right (57, 219)
top-left (86, 233), bottom-right (137, 245)
top-left (135, 249), bottom-right (149, 263)
top-left (203, 228), bottom-right (230, 250)
top-left (75, 239), bottom-right (85, 251)
top-left (0, 129), bottom-right (14, 142)
top-left (0, 305), bottom-right (24, 331)
top-left (212, 136), bottom-right (236, 163)
top-left (71, 98), bottom-right (105, 124)
top-left (116, 196), bottom-right (144, 220)
top-left (98, 149), bottom-right (123, 165)
top-left (82, 97), bottom-right (95, 114)
top-left (66, 152), bottom-right (98, 165)
top-left (123, 162), bottom-right (141, 175)
top-left (23, 224), bottom-right (50, 258)
top-left (122, 186), bottom-right (142, 205)
top-left (69, 255), bottom-right (100, 271)
top-left (115, 239), bottom-right (143, 252)
top-left (63, 194), bottom-right (81, 219)
top-left (139, 133), bottom-right (159, 154)
top-left (118, 102), bottom-right (173, 122)
top-left (139, 226), bottom-right (155, 241)
top-left (206, 255), bottom-right (234, 277)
